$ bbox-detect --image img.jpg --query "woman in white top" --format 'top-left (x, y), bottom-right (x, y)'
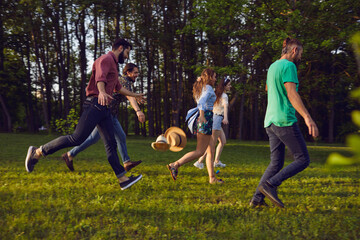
top-left (194, 77), bottom-right (231, 169)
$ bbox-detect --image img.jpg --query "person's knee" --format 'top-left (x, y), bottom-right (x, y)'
top-left (68, 134), bottom-right (86, 146)
top-left (194, 149), bottom-right (206, 158)
top-left (294, 150), bottom-right (310, 167)
top-left (105, 141), bottom-right (117, 152)
top-left (269, 159), bottom-right (284, 171)
top-left (302, 157), bottom-right (310, 169)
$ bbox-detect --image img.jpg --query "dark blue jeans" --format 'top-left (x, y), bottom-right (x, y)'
top-left (68, 115), bottom-right (130, 163)
top-left (40, 97), bottom-right (126, 178)
top-left (252, 123), bottom-right (310, 202)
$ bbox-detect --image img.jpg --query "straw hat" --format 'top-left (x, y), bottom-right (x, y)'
top-left (164, 127), bottom-right (187, 152)
top-left (151, 134), bottom-right (170, 152)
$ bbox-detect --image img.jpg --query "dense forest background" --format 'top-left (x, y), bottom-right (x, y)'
top-left (0, 0), bottom-right (359, 142)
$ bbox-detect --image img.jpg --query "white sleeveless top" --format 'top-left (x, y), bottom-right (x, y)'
top-left (213, 93), bottom-right (228, 115)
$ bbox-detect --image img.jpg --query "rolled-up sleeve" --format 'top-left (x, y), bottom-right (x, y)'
top-left (198, 86), bottom-right (211, 111)
top-left (95, 57), bottom-right (111, 84)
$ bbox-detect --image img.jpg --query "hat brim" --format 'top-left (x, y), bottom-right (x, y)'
top-left (169, 146), bottom-right (185, 152)
top-left (164, 127), bottom-right (187, 152)
top-left (151, 142), bottom-right (170, 152)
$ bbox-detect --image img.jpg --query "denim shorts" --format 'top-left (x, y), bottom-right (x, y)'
top-left (213, 114), bottom-right (223, 130)
top-left (193, 110), bottom-right (213, 135)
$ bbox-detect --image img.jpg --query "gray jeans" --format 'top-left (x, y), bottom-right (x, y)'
top-left (252, 123), bottom-right (310, 202)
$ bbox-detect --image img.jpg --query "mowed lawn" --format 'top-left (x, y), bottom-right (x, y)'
top-left (0, 133), bottom-right (359, 240)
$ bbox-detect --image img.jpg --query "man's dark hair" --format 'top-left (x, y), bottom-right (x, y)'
top-left (282, 37), bottom-right (302, 55)
top-left (112, 39), bottom-right (133, 51)
top-left (123, 63), bottom-right (139, 75)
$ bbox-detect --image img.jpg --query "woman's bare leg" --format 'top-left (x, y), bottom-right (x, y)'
top-left (215, 129), bottom-right (226, 163)
top-left (207, 130), bottom-right (221, 183)
top-left (197, 152), bottom-right (207, 164)
top-left (169, 133), bottom-right (211, 169)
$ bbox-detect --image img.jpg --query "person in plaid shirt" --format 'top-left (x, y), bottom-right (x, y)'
top-left (62, 63), bottom-right (145, 173)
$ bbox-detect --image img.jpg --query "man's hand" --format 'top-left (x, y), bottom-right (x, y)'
top-left (97, 82), bottom-right (113, 106)
top-left (137, 111), bottom-right (145, 123)
top-left (134, 93), bottom-right (146, 104)
top-left (304, 116), bottom-right (319, 138)
top-left (98, 91), bottom-right (113, 106)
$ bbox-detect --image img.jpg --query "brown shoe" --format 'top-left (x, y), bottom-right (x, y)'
top-left (61, 153), bottom-right (74, 171)
top-left (124, 160), bottom-right (142, 171)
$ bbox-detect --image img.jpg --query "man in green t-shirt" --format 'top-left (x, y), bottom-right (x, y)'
top-left (250, 38), bottom-right (319, 208)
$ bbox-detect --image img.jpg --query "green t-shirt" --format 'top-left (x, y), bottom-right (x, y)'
top-left (264, 59), bottom-right (299, 128)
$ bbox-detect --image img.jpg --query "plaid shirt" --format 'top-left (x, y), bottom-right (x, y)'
top-left (109, 76), bottom-right (135, 116)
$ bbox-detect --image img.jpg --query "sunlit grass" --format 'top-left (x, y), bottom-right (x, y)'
top-left (0, 133), bottom-right (359, 239)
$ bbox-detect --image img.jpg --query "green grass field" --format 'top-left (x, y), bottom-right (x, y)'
top-left (0, 133), bottom-right (359, 239)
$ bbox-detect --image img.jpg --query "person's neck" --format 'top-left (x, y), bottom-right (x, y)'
top-left (112, 50), bottom-right (120, 59)
top-left (280, 54), bottom-right (293, 62)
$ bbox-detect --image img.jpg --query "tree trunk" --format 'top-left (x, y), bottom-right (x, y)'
top-left (328, 79), bottom-right (335, 143)
top-left (146, 39), bottom-right (154, 136)
top-left (0, 4), bottom-right (11, 132)
top-left (171, 64), bottom-right (178, 126)
top-left (238, 93), bottom-right (245, 140)
top-left (0, 94), bottom-right (11, 132)
top-left (31, 28), bottom-right (50, 130)
top-left (254, 91), bottom-right (259, 141)
top-left (144, 0), bottom-right (154, 137)
top-left (163, 51), bottom-right (170, 130)
top-left (64, 8), bottom-right (72, 106)
top-left (115, 1), bottom-right (121, 38)
top-left (75, 10), bottom-right (87, 113)
top-left (93, 4), bottom-right (98, 60)
top-left (24, 41), bottom-right (36, 132)
top-left (0, 2), bottom-right (3, 72)
top-left (54, 10), bottom-right (70, 116)
top-left (152, 58), bottom-right (160, 134)
top-left (134, 27), bottom-right (140, 136)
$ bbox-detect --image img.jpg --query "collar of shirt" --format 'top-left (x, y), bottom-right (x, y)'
top-left (108, 51), bottom-right (118, 64)
top-left (124, 75), bottom-right (135, 83)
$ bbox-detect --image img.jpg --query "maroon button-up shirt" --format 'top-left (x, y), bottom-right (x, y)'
top-left (86, 51), bottom-right (122, 97)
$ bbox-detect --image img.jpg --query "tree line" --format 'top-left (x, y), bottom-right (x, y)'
top-left (0, 0), bottom-right (359, 142)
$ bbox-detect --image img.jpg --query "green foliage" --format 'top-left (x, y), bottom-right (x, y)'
top-left (327, 32), bottom-right (360, 165)
top-left (327, 93), bottom-right (360, 164)
top-left (0, 133), bottom-right (359, 239)
top-left (0, 49), bottom-right (28, 131)
top-left (53, 108), bottom-right (79, 135)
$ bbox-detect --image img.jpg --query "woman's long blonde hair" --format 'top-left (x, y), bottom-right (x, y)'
top-left (192, 68), bottom-right (216, 100)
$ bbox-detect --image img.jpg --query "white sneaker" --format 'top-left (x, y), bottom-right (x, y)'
top-left (214, 161), bottom-right (226, 168)
top-left (193, 161), bottom-right (204, 169)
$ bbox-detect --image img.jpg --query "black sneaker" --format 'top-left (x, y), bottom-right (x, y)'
top-left (259, 181), bottom-right (284, 208)
top-left (249, 198), bottom-right (269, 208)
top-left (25, 146), bottom-right (39, 173)
top-left (119, 174), bottom-right (142, 190)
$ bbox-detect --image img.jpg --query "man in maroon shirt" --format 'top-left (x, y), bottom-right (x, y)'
top-left (25, 39), bottom-right (145, 190)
